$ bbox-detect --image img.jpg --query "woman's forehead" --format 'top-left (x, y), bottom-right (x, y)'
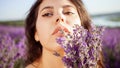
top-left (39, 0), bottom-right (76, 11)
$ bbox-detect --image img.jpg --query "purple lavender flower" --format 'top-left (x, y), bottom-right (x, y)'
top-left (101, 27), bottom-right (120, 68)
top-left (56, 24), bottom-right (104, 68)
top-left (0, 25), bottom-right (26, 68)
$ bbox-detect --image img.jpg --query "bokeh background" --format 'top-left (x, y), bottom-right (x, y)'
top-left (0, 0), bottom-right (120, 68)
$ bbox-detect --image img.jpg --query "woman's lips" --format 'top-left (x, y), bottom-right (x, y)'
top-left (52, 27), bottom-right (61, 35)
top-left (52, 27), bottom-right (70, 36)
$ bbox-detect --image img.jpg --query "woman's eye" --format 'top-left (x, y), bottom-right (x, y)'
top-left (64, 12), bottom-right (74, 15)
top-left (42, 13), bottom-right (53, 17)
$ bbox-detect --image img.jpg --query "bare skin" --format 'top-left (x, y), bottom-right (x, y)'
top-left (26, 0), bottom-right (81, 68)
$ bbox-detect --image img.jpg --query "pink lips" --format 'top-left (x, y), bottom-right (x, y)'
top-left (52, 26), bottom-right (70, 35)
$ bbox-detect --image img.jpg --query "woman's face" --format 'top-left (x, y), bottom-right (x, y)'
top-left (35, 0), bottom-right (81, 52)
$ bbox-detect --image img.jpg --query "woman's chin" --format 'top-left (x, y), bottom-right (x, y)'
top-left (44, 36), bottom-right (64, 54)
top-left (50, 42), bottom-right (63, 51)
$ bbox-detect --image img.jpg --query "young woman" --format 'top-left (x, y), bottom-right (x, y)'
top-left (25, 0), bottom-right (104, 68)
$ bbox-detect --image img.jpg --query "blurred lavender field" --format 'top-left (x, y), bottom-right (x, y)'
top-left (102, 27), bottom-right (120, 68)
top-left (0, 24), bottom-right (120, 68)
top-left (0, 25), bottom-right (26, 68)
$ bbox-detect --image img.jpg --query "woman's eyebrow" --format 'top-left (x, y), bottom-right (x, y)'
top-left (40, 5), bottom-right (75, 12)
top-left (63, 5), bottom-right (75, 9)
top-left (40, 6), bottom-right (53, 12)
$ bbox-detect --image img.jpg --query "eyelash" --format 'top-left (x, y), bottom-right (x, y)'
top-left (42, 13), bottom-right (53, 17)
top-left (42, 12), bottom-right (74, 17)
top-left (64, 12), bottom-right (74, 15)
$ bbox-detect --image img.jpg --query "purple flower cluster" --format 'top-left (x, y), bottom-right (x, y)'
top-left (102, 27), bottom-right (120, 68)
top-left (56, 24), bottom-right (104, 68)
top-left (0, 25), bottom-right (26, 68)
top-left (0, 25), bottom-right (120, 68)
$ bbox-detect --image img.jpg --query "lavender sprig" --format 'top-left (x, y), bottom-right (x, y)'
top-left (56, 24), bottom-right (104, 68)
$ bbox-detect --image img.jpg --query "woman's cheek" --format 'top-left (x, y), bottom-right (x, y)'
top-left (67, 15), bottom-right (81, 26)
top-left (37, 31), bottom-right (49, 47)
top-left (68, 18), bottom-right (81, 26)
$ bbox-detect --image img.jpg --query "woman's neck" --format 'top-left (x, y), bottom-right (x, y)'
top-left (38, 48), bottom-right (65, 68)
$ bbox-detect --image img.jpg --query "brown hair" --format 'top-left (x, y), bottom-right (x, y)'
top-left (25, 0), bottom-right (104, 67)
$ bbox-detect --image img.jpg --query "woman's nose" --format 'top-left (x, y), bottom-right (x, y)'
top-left (56, 18), bottom-right (64, 23)
top-left (55, 14), bottom-right (65, 25)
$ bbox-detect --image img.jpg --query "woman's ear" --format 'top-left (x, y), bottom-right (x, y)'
top-left (34, 32), bottom-right (39, 41)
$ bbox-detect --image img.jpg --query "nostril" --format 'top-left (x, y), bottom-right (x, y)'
top-left (56, 18), bottom-right (64, 22)
top-left (61, 19), bottom-right (64, 22)
top-left (56, 18), bottom-right (59, 22)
